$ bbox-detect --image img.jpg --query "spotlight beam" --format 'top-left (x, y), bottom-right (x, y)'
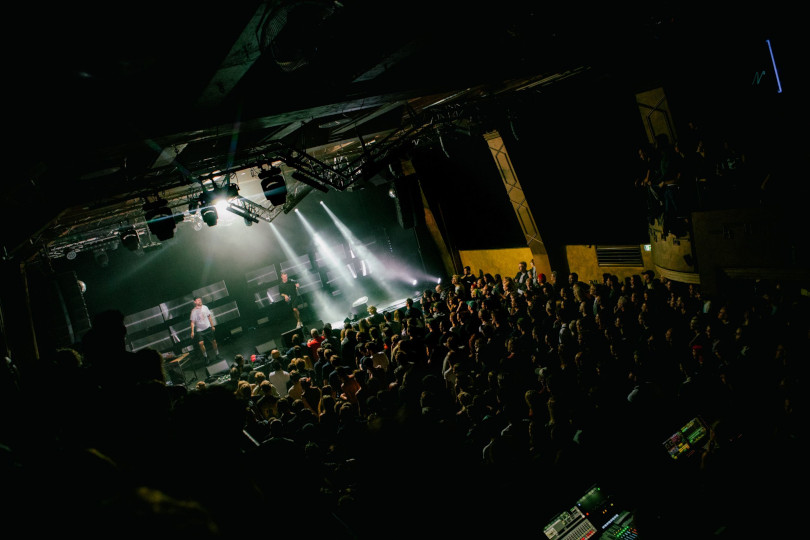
top-left (321, 202), bottom-right (398, 298)
top-left (295, 211), bottom-right (358, 291)
top-left (269, 223), bottom-right (345, 325)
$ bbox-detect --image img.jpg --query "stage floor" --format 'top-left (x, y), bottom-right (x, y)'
top-left (170, 292), bottom-right (417, 388)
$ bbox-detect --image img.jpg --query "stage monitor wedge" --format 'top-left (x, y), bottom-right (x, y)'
top-left (281, 326), bottom-right (305, 348)
top-left (206, 359), bottom-right (231, 377)
top-left (255, 339), bottom-right (277, 356)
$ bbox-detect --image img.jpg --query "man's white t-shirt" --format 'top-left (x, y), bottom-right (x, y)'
top-left (191, 305), bottom-right (212, 331)
top-left (268, 370), bottom-right (291, 397)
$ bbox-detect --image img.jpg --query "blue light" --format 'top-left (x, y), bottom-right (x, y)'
top-left (766, 39), bottom-right (783, 94)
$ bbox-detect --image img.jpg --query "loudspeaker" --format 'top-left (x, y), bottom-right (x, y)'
top-left (306, 319), bottom-right (324, 333)
top-left (206, 359), bottom-right (230, 377)
top-left (163, 359), bottom-right (186, 385)
top-left (393, 177), bottom-right (414, 229)
top-left (52, 271), bottom-right (92, 347)
top-left (260, 173), bottom-right (287, 206)
top-left (351, 303), bottom-right (368, 319)
top-left (281, 326), bottom-right (305, 348)
top-left (255, 339), bottom-right (277, 356)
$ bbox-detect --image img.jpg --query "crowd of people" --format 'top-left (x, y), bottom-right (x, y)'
top-left (634, 120), bottom-right (779, 239)
top-left (2, 259), bottom-right (807, 537)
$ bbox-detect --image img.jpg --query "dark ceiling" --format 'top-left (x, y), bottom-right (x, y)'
top-left (3, 1), bottom-right (780, 264)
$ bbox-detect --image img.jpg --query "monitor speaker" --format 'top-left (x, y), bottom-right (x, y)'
top-left (206, 359), bottom-right (230, 377)
top-left (255, 339), bottom-right (277, 356)
top-left (52, 271), bottom-right (92, 348)
top-left (163, 359), bottom-right (186, 385)
top-left (352, 303), bottom-right (368, 319)
top-left (280, 326), bottom-right (305, 348)
top-left (306, 319), bottom-right (324, 333)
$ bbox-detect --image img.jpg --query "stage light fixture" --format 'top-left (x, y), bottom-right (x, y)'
top-left (225, 184), bottom-right (240, 199)
top-left (143, 199), bottom-right (176, 240)
top-left (188, 199), bottom-right (199, 215)
top-left (259, 166), bottom-right (287, 206)
top-left (201, 205), bottom-right (218, 227)
top-left (93, 249), bottom-right (109, 268)
top-left (198, 191), bottom-right (219, 227)
top-left (120, 226), bottom-right (140, 251)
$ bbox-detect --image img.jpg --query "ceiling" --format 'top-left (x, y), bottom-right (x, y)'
top-left (4, 1), bottom-right (699, 264)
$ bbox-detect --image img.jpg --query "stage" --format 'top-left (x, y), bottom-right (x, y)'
top-left (165, 291), bottom-right (418, 388)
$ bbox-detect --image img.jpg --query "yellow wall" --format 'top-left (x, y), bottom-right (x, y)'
top-left (564, 245), bottom-right (656, 283)
top-left (458, 245), bottom-right (657, 284)
top-left (459, 247), bottom-right (534, 280)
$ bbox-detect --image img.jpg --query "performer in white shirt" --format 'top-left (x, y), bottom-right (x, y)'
top-left (190, 297), bottom-right (220, 361)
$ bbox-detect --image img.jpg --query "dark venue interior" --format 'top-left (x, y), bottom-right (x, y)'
top-left (2, 2), bottom-right (805, 538)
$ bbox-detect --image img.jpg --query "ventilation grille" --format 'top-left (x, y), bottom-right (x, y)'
top-left (596, 245), bottom-right (643, 267)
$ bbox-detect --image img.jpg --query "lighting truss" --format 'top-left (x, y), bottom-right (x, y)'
top-left (38, 97), bottom-right (501, 261)
top-left (225, 197), bottom-right (262, 223)
top-left (15, 67), bottom-right (593, 265)
top-left (43, 184), bottom-right (302, 260)
top-left (40, 116), bottom-right (446, 261)
top-left (274, 102), bottom-right (475, 191)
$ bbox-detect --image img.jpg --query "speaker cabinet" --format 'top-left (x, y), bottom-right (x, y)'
top-left (163, 358), bottom-right (187, 385)
top-left (306, 319), bottom-right (324, 333)
top-left (281, 326), bottom-right (305, 348)
top-left (351, 304), bottom-right (368, 319)
top-left (393, 177), bottom-right (414, 229)
top-left (52, 271), bottom-right (92, 347)
top-left (255, 339), bottom-right (277, 356)
top-left (206, 359), bottom-right (230, 377)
